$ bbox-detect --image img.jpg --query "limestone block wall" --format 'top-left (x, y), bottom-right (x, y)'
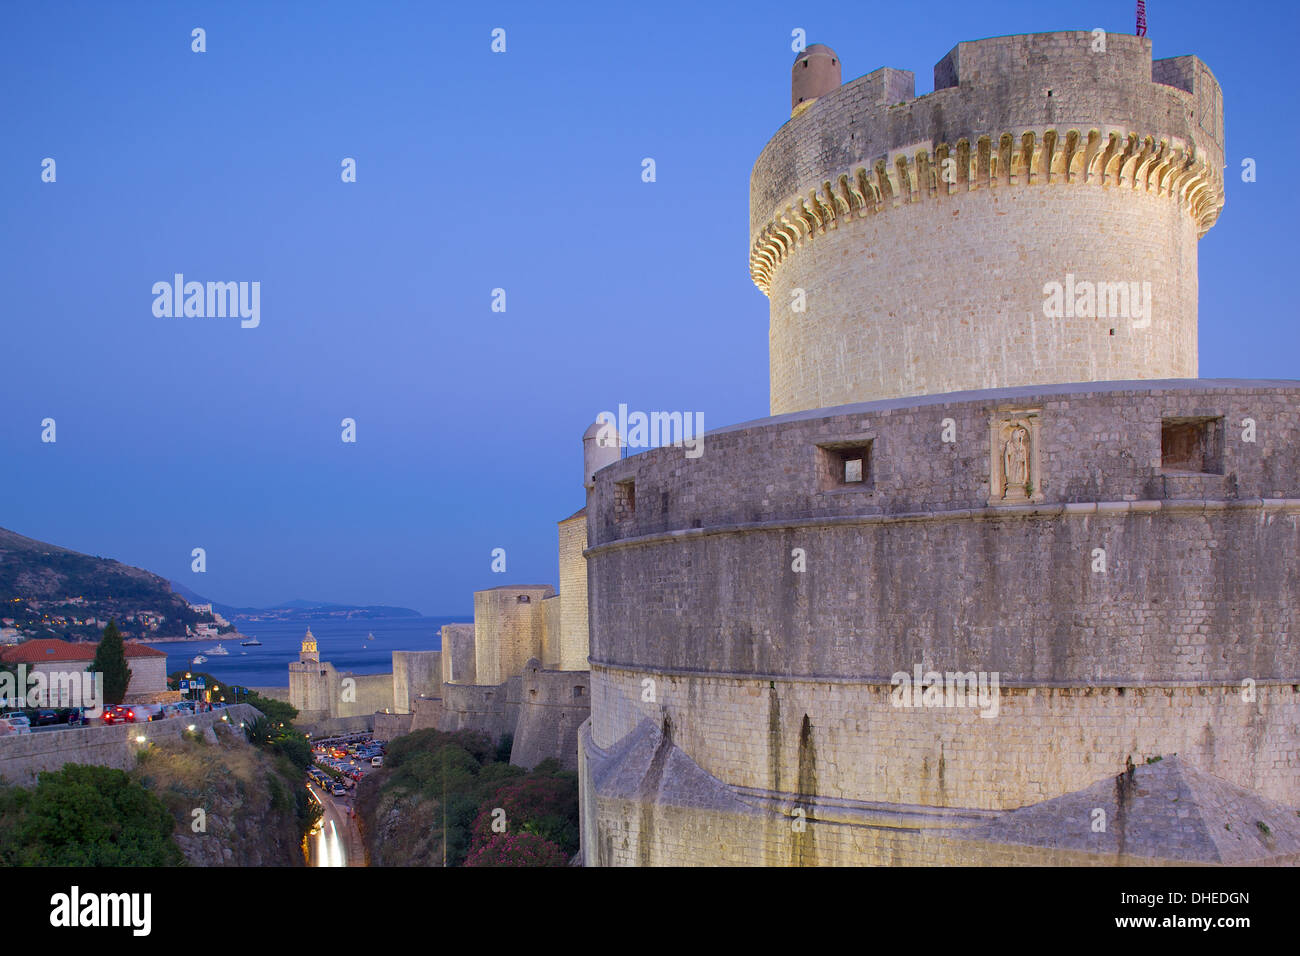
top-left (586, 382), bottom-right (1300, 816)
top-left (558, 510), bottom-right (591, 670)
top-left (0, 704), bottom-right (261, 787)
top-left (440, 624), bottom-right (476, 685)
top-left (123, 656), bottom-right (168, 699)
top-left (473, 585), bottom-right (554, 686)
top-left (766, 186), bottom-right (1200, 411)
top-left (298, 714), bottom-right (373, 738)
top-left (373, 712), bottom-right (414, 740)
top-left (540, 595), bottom-right (562, 668)
top-left (336, 672), bottom-right (394, 718)
top-left (437, 680), bottom-right (513, 740)
top-left (392, 650), bottom-right (442, 714)
top-left (588, 381), bottom-right (1300, 551)
top-left (290, 661), bottom-right (394, 719)
top-left (750, 32), bottom-right (1225, 413)
top-left (289, 660), bottom-right (335, 717)
top-left (589, 667), bottom-right (1299, 810)
top-left (510, 660), bottom-right (590, 771)
top-left (408, 695), bottom-right (443, 732)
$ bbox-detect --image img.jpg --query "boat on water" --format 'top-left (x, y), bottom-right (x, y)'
top-left (240, 637), bottom-right (262, 646)
top-left (205, 643), bottom-right (229, 656)
top-left (366, 632), bottom-right (375, 641)
top-left (191, 654), bottom-right (208, 664)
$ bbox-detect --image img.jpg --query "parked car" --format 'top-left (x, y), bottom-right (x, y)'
top-left (32, 709), bottom-right (60, 726)
top-left (1, 713), bottom-right (31, 730)
top-left (330, 784), bottom-right (346, 797)
top-left (0, 718), bottom-right (30, 736)
top-left (371, 756), bottom-right (383, 767)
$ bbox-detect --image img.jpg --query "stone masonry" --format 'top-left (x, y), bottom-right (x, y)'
top-left (579, 31), bottom-right (1299, 867)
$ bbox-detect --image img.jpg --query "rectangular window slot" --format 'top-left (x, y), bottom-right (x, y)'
top-left (614, 479), bottom-right (636, 520)
top-left (1161, 416), bottom-right (1224, 474)
top-left (817, 440), bottom-right (874, 491)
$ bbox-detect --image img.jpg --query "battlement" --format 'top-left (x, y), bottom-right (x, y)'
top-left (753, 32), bottom-right (1223, 246)
top-left (751, 31), bottom-right (1226, 414)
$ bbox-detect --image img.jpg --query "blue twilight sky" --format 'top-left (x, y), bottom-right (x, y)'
top-left (1, 0), bottom-right (1296, 614)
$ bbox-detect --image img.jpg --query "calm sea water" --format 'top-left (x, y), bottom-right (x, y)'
top-left (142, 616), bottom-right (467, 688)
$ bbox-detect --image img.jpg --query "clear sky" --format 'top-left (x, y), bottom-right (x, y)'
top-left (2, 0), bottom-right (1296, 614)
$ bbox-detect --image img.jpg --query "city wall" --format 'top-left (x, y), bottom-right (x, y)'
top-left (0, 704), bottom-right (262, 787)
top-left (510, 661), bottom-right (590, 771)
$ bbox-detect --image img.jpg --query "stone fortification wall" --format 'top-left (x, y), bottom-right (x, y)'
top-left (440, 624), bottom-right (476, 685)
top-left (290, 662), bottom-right (394, 720)
top-left (473, 586), bottom-right (553, 686)
top-left (540, 595), bottom-right (562, 668)
top-left (557, 511), bottom-right (591, 670)
top-left (0, 704), bottom-right (261, 787)
top-left (373, 711), bottom-right (414, 740)
top-left (408, 695), bottom-right (443, 732)
top-left (584, 381), bottom-right (1300, 819)
top-left (750, 32), bottom-right (1225, 412)
top-left (392, 650), bottom-right (442, 714)
top-left (510, 660), bottom-right (590, 771)
top-left (436, 678), bottom-right (520, 742)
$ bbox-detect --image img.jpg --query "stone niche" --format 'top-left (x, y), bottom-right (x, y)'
top-left (1161, 416), bottom-right (1224, 474)
top-left (988, 408), bottom-right (1044, 505)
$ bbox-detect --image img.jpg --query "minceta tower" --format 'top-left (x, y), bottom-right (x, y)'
top-left (752, 33), bottom-right (1224, 414)
top-left (577, 31), bottom-right (1300, 867)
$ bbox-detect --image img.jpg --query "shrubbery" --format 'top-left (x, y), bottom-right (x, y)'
top-left (0, 764), bottom-right (182, 866)
top-left (357, 729), bottom-right (578, 866)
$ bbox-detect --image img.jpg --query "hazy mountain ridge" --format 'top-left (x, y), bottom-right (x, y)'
top-left (169, 582), bottom-right (423, 621)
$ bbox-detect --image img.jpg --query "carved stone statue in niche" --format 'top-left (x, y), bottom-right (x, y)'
top-left (989, 410), bottom-right (1042, 505)
top-left (1003, 425), bottom-right (1030, 496)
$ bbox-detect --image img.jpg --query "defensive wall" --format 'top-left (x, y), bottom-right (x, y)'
top-left (510, 660), bottom-right (590, 771)
top-left (392, 650), bottom-right (442, 714)
top-left (581, 380), bottom-right (1300, 863)
top-left (0, 704), bottom-right (262, 787)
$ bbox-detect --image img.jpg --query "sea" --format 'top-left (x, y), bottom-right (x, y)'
top-left (141, 616), bottom-right (467, 689)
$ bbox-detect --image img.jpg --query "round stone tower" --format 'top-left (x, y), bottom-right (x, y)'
top-left (583, 418), bottom-right (621, 490)
top-left (751, 32), bottom-right (1226, 415)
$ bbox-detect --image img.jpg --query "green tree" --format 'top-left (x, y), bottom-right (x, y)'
top-left (272, 733), bottom-right (313, 771)
top-left (88, 620), bottom-right (131, 705)
top-left (0, 765), bottom-right (182, 866)
top-left (242, 690), bottom-right (298, 727)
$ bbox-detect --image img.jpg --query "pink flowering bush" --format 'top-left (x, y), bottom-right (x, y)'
top-left (463, 831), bottom-right (567, 867)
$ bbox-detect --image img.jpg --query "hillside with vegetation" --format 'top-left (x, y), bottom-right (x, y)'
top-left (132, 720), bottom-right (314, 866)
top-left (355, 728), bottom-right (579, 867)
top-left (0, 718), bottom-right (314, 866)
top-left (0, 525), bottom-right (218, 640)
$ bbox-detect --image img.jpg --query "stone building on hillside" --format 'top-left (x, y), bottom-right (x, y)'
top-left (577, 31), bottom-right (1300, 866)
top-left (1, 637), bottom-right (169, 705)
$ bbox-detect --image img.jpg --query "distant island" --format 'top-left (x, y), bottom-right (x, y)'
top-left (169, 581), bottom-right (423, 623)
